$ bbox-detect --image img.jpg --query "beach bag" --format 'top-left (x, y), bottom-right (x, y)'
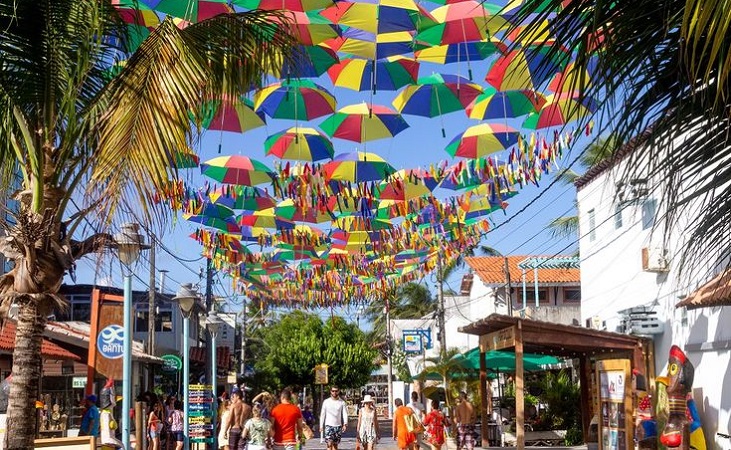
top-left (405, 413), bottom-right (425, 434)
top-left (302, 423), bottom-right (314, 440)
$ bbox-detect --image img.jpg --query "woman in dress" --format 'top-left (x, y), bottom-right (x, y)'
top-left (242, 403), bottom-right (273, 450)
top-left (148, 401), bottom-right (164, 450)
top-left (423, 400), bottom-right (448, 450)
top-left (357, 395), bottom-right (379, 450)
top-left (218, 400), bottom-right (231, 450)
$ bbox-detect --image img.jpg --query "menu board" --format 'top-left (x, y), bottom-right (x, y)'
top-left (189, 384), bottom-right (215, 444)
top-left (596, 360), bottom-right (632, 450)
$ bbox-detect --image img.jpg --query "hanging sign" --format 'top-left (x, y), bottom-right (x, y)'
top-left (161, 354), bottom-right (183, 373)
top-left (314, 364), bottom-right (329, 385)
top-left (480, 326), bottom-right (516, 352)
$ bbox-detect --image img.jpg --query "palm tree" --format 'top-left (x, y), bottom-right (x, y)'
top-left (423, 347), bottom-right (467, 410)
top-left (0, 2), bottom-right (296, 447)
top-left (513, 0), bottom-right (731, 271)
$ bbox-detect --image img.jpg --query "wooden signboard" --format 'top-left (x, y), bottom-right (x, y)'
top-left (87, 289), bottom-right (124, 392)
top-left (314, 364), bottom-right (329, 385)
top-left (596, 359), bottom-right (633, 450)
top-left (479, 326), bottom-right (516, 352)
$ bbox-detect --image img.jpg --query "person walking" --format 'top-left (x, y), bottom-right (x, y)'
top-left (408, 392), bottom-right (425, 449)
top-left (226, 390), bottom-right (253, 450)
top-left (356, 395), bottom-right (379, 450)
top-left (319, 386), bottom-right (348, 450)
top-left (243, 403), bottom-right (274, 450)
top-left (423, 400), bottom-right (448, 450)
top-left (271, 388), bottom-right (305, 450)
top-left (79, 394), bottom-right (100, 437)
top-left (454, 392), bottom-right (475, 450)
top-left (148, 401), bottom-right (164, 450)
top-left (218, 400), bottom-right (231, 450)
top-left (393, 398), bottom-right (416, 450)
top-left (168, 400), bottom-right (185, 450)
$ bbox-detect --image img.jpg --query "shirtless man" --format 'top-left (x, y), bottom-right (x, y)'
top-left (454, 392), bottom-right (475, 450)
top-left (226, 390), bottom-right (253, 450)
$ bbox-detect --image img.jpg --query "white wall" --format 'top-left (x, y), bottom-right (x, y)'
top-left (577, 137), bottom-right (731, 440)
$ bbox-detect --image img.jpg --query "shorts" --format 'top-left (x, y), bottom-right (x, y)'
top-left (150, 429), bottom-right (159, 439)
top-left (457, 425), bottom-right (475, 450)
top-left (273, 444), bottom-right (297, 450)
top-left (173, 431), bottom-right (184, 442)
top-left (325, 425), bottom-right (343, 444)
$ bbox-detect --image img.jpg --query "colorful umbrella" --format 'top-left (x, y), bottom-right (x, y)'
top-left (240, 225), bottom-right (271, 242)
top-left (392, 73), bottom-right (482, 135)
top-left (327, 56), bottom-right (419, 92)
top-left (547, 58), bottom-right (599, 93)
top-left (323, 151), bottom-right (396, 182)
top-left (324, 28), bottom-right (416, 60)
top-left (376, 168), bottom-right (438, 202)
top-left (414, 2), bottom-right (507, 46)
top-left (183, 214), bottom-right (240, 233)
top-left (196, 97), bottom-right (266, 134)
top-left (114, 0), bottom-right (160, 28)
top-left (445, 123), bottom-right (520, 158)
top-left (522, 92), bottom-right (597, 129)
top-left (276, 45), bottom-right (340, 78)
top-left (320, 103), bottom-right (409, 143)
top-left (413, 39), bottom-right (505, 65)
top-left (238, 209), bottom-right (295, 230)
top-left (264, 127), bottom-right (334, 161)
top-left (200, 155), bottom-right (275, 186)
top-left (209, 186), bottom-right (277, 211)
top-left (184, 199), bottom-right (235, 219)
top-left (254, 79), bottom-right (336, 120)
top-left (270, 10), bottom-right (341, 46)
top-left (319, 0), bottom-right (435, 34)
top-left (153, 0), bottom-right (231, 23)
top-left (275, 199), bottom-right (335, 224)
top-left (232, 0), bottom-right (333, 11)
top-left (465, 88), bottom-right (545, 120)
top-left (485, 48), bottom-right (570, 91)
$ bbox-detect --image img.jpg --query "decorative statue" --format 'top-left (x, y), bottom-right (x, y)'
top-left (658, 345), bottom-right (698, 450)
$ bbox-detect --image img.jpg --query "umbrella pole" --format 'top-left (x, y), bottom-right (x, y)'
top-left (435, 87), bottom-right (446, 138)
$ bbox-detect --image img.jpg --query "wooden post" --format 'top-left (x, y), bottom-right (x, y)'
top-left (479, 350), bottom-right (488, 447)
top-left (579, 355), bottom-right (592, 442)
top-left (515, 322), bottom-right (524, 450)
top-left (135, 401), bottom-right (145, 450)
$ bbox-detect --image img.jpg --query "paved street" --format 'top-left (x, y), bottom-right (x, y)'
top-left (305, 420), bottom-right (400, 450)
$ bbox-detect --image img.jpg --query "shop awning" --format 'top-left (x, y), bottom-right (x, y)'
top-left (0, 322), bottom-right (80, 361)
top-left (676, 269), bottom-right (731, 309)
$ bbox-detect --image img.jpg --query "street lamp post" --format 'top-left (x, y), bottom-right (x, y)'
top-left (206, 311), bottom-right (223, 449)
top-left (173, 283), bottom-right (199, 450)
top-left (114, 223), bottom-right (148, 450)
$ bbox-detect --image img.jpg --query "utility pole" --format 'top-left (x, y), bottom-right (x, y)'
top-left (147, 233), bottom-right (156, 388)
top-left (386, 295), bottom-right (393, 418)
top-left (504, 256), bottom-right (513, 316)
top-left (204, 258), bottom-right (214, 390)
top-left (240, 300), bottom-right (247, 375)
top-left (436, 253), bottom-right (447, 359)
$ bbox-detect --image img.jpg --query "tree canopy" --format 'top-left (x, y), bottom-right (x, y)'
top-left (251, 311), bottom-right (378, 391)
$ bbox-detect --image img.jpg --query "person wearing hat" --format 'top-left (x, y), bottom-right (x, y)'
top-left (80, 394), bottom-right (100, 437)
top-left (356, 394), bottom-right (379, 450)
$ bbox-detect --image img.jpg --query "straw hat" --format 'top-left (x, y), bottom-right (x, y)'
top-left (361, 395), bottom-right (374, 404)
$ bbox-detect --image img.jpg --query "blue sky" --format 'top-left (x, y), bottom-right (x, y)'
top-left (68, 48), bottom-right (587, 320)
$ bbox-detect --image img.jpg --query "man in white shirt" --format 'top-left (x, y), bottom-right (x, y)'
top-left (407, 391), bottom-right (425, 449)
top-left (320, 386), bottom-right (348, 450)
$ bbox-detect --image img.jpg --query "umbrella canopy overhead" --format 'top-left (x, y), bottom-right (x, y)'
top-left (457, 347), bottom-right (561, 372)
top-left (323, 151), bottom-right (396, 182)
top-left (414, 1), bottom-right (507, 46)
top-left (444, 123), bottom-right (521, 158)
top-left (196, 97), bottom-right (266, 134)
top-left (466, 89), bottom-right (545, 120)
top-left (254, 79), bottom-right (337, 120)
top-left (325, 28), bottom-right (416, 60)
top-left (264, 127), bottom-right (335, 161)
top-left (522, 92), bottom-right (598, 129)
top-left (392, 73), bottom-right (483, 118)
top-left (320, 0), bottom-right (436, 34)
top-left (320, 103), bottom-right (409, 143)
top-left (327, 56), bottom-right (420, 92)
top-left (201, 155), bottom-right (275, 186)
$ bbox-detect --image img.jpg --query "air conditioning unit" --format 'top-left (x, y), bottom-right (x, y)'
top-left (642, 247), bottom-right (669, 272)
top-left (619, 306), bottom-right (665, 335)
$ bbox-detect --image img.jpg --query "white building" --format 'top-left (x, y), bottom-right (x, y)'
top-left (575, 134), bottom-right (731, 446)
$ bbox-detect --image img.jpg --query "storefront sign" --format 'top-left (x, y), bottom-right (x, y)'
top-left (161, 354), bottom-right (182, 373)
top-left (97, 325), bottom-right (124, 359)
top-left (596, 359), bottom-right (632, 450)
top-left (402, 329), bottom-right (432, 354)
top-left (72, 377), bottom-right (87, 389)
top-left (480, 326), bottom-right (516, 351)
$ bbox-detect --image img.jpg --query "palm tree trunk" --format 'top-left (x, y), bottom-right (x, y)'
top-left (6, 298), bottom-right (47, 449)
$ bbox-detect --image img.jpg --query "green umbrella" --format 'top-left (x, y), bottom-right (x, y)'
top-left (458, 347), bottom-right (560, 372)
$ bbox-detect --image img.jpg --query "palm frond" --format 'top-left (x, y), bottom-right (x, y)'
top-left (548, 216), bottom-right (578, 240)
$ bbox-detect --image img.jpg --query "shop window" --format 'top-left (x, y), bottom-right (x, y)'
top-left (563, 288), bottom-right (582, 303)
top-left (70, 301), bottom-right (91, 322)
top-left (642, 199), bottom-right (656, 230)
top-left (588, 208), bottom-right (596, 241)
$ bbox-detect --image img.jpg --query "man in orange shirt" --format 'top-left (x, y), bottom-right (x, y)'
top-left (271, 388), bottom-right (305, 450)
top-left (393, 398), bottom-right (417, 450)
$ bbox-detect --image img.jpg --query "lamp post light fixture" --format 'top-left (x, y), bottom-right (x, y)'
top-left (113, 223), bottom-right (149, 450)
top-left (172, 283), bottom-right (199, 450)
top-left (206, 311), bottom-right (224, 448)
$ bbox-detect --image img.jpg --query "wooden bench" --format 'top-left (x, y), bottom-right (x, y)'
top-left (34, 436), bottom-right (96, 449)
top-left (503, 430), bottom-right (567, 446)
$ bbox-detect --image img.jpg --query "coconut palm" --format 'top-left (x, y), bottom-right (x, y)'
top-left (0, 1), bottom-right (297, 447)
top-left (423, 347), bottom-right (467, 409)
top-left (513, 0), bottom-right (731, 271)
